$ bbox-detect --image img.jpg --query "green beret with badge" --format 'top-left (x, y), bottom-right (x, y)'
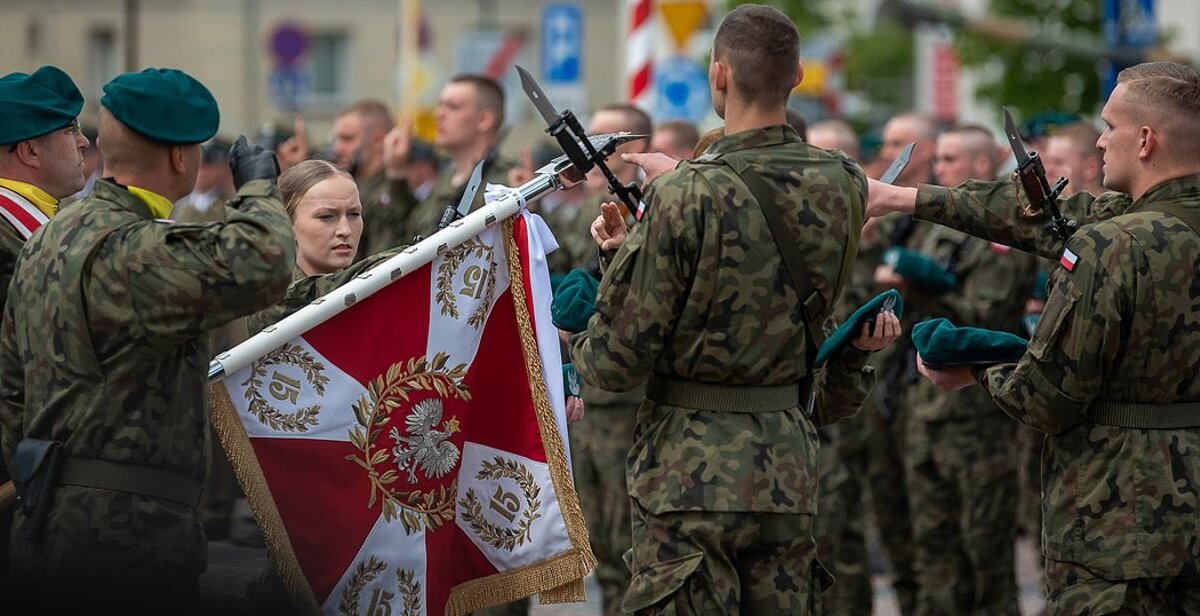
top-left (0, 65), bottom-right (84, 144)
top-left (551, 268), bottom-right (600, 333)
top-left (814, 289), bottom-right (904, 366)
top-left (883, 247), bottom-right (956, 295)
top-left (101, 68), bottom-right (219, 145)
top-left (562, 363), bottom-right (582, 401)
top-left (912, 318), bottom-right (1028, 367)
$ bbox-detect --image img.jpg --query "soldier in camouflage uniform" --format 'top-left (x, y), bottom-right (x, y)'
top-left (886, 125), bottom-right (1033, 615)
top-left (549, 103), bottom-right (651, 616)
top-left (807, 119), bottom-right (875, 616)
top-left (0, 68), bottom-right (294, 610)
top-left (870, 61), bottom-right (1200, 614)
top-left (866, 111), bottom-right (940, 615)
top-left (386, 75), bottom-right (516, 242)
top-left (0, 64), bottom-right (89, 596)
top-left (572, 7), bottom-right (887, 613)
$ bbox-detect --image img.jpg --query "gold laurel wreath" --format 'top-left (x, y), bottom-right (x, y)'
top-left (459, 456), bottom-right (543, 551)
top-left (434, 238), bottom-right (498, 327)
top-left (338, 556), bottom-right (387, 616)
top-left (397, 568), bottom-right (422, 616)
top-left (346, 352), bottom-right (471, 533)
top-left (241, 343), bottom-right (331, 432)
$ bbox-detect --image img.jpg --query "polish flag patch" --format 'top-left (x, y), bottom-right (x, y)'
top-left (990, 242), bottom-right (1012, 255)
top-left (1060, 248), bottom-right (1079, 272)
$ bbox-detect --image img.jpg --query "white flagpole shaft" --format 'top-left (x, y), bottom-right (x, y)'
top-left (209, 172), bottom-right (557, 382)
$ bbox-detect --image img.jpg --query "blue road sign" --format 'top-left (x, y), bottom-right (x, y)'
top-left (653, 55), bottom-right (710, 124)
top-left (1104, 0), bottom-right (1156, 95)
top-left (542, 5), bottom-right (583, 84)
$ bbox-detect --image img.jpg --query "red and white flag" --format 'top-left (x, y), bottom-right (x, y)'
top-left (211, 211), bottom-right (593, 614)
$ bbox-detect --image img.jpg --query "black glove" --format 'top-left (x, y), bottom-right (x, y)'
top-left (229, 134), bottom-right (281, 188)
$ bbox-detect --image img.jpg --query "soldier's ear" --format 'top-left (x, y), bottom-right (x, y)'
top-left (793, 62), bottom-right (805, 90)
top-left (1137, 125), bottom-right (1155, 161)
top-left (169, 144), bottom-right (188, 174)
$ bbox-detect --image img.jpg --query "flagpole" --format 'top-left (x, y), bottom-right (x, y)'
top-left (208, 170), bottom-right (561, 383)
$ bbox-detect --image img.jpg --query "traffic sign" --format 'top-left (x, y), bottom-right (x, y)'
top-left (542, 4), bottom-right (583, 84)
top-left (653, 55), bottom-right (710, 124)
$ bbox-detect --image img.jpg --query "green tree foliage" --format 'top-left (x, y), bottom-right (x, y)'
top-left (727, 0), bottom-right (829, 37)
top-left (955, 0), bottom-right (1104, 116)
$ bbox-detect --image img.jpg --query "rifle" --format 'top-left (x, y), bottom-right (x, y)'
top-left (1003, 107), bottom-right (1077, 240)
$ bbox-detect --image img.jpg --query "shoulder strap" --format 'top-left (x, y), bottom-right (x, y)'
top-left (1141, 202), bottom-right (1200, 239)
top-left (716, 155), bottom-right (830, 383)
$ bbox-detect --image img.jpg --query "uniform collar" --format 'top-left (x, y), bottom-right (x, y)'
top-left (92, 179), bottom-right (170, 220)
top-left (0, 177), bottom-right (58, 218)
top-left (1130, 175), bottom-right (1200, 211)
top-left (704, 124), bottom-right (802, 158)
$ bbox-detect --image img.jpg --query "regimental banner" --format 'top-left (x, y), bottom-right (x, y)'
top-left (210, 212), bottom-right (594, 615)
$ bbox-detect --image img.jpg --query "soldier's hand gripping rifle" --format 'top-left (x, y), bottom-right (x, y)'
top-left (516, 65), bottom-right (649, 221)
top-left (1003, 107), bottom-right (1077, 240)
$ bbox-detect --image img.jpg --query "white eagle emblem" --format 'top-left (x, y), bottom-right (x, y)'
top-left (389, 398), bottom-right (461, 483)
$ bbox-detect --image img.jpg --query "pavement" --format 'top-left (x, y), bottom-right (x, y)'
top-left (200, 537), bottom-right (1046, 615)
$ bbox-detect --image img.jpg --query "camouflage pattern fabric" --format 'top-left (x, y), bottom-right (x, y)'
top-left (917, 176), bottom-right (1200, 598)
top-left (0, 190), bottom-right (34, 593)
top-left (1044, 560), bottom-right (1200, 615)
top-left (356, 170), bottom-right (419, 260)
top-left (401, 156), bottom-right (517, 241)
top-left (571, 125), bottom-right (871, 613)
top-left (0, 179), bottom-right (295, 596)
top-left (902, 223), bottom-right (1033, 614)
top-left (542, 192), bottom-right (602, 278)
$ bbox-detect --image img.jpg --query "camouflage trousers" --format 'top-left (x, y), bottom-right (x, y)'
top-left (866, 394), bottom-right (918, 613)
top-left (569, 403), bottom-right (637, 616)
top-left (623, 499), bottom-right (827, 615)
top-left (906, 414), bottom-right (1019, 616)
top-left (1045, 560), bottom-right (1200, 615)
top-left (814, 420), bottom-right (872, 616)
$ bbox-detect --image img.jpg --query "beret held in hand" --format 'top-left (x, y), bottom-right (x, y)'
top-left (912, 318), bottom-right (1028, 367)
top-left (814, 289), bottom-right (904, 366)
top-left (551, 269), bottom-right (599, 333)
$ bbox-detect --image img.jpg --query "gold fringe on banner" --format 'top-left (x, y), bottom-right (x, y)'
top-left (445, 218), bottom-right (597, 614)
top-left (209, 383), bottom-right (322, 615)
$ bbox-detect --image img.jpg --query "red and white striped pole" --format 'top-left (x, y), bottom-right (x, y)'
top-left (625, 0), bottom-right (655, 108)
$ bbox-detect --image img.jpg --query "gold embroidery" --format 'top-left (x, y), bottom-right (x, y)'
top-left (242, 343), bottom-right (330, 432)
top-left (346, 352), bottom-right (469, 533)
top-left (459, 456), bottom-right (543, 551)
top-left (435, 237), bottom-right (498, 328)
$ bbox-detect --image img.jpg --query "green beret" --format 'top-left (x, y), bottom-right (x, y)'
top-left (883, 247), bottom-right (956, 295)
top-left (912, 318), bottom-right (1028, 368)
top-left (0, 66), bottom-right (83, 144)
top-left (563, 363), bottom-right (582, 399)
top-left (551, 269), bottom-right (599, 333)
top-left (101, 68), bottom-right (219, 145)
top-left (815, 290), bottom-right (904, 366)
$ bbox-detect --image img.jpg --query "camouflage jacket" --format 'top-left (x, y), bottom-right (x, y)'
top-left (918, 175), bottom-right (1200, 579)
top-left (247, 248), bottom-right (402, 337)
top-left (571, 125), bottom-right (872, 515)
top-left (401, 156), bottom-right (517, 241)
top-left (905, 225), bottom-right (1036, 422)
top-left (542, 191), bottom-right (602, 277)
top-left (355, 170), bottom-right (421, 261)
top-left (0, 179), bottom-right (294, 570)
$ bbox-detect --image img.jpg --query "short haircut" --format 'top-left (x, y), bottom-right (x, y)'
top-left (1050, 122), bottom-right (1102, 162)
top-left (597, 103), bottom-right (653, 151)
top-left (449, 74), bottom-right (505, 123)
top-left (808, 119), bottom-right (859, 160)
top-left (942, 123), bottom-right (997, 160)
top-left (336, 99), bottom-right (394, 134)
top-left (656, 120), bottom-right (700, 152)
top-left (887, 112), bottom-right (939, 142)
top-left (713, 5), bottom-right (799, 106)
top-left (1115, 62), bottom-right (1200, 158)
top-left (279, 159), bottom-right (352, 218)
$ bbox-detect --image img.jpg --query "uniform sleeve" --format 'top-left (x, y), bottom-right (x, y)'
top-left (976, 226), bottom-right (1129, 434)
top-left (0, 299), bottom-right (23, 471)
top-left (120, 179), bottom-right (297, 343)
top-left (571, 171), bottom-right (699, 391)
top-left (810, 345), bottom-right (875, 427)
top-left (915, 179), bottom-right (1130, 260)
